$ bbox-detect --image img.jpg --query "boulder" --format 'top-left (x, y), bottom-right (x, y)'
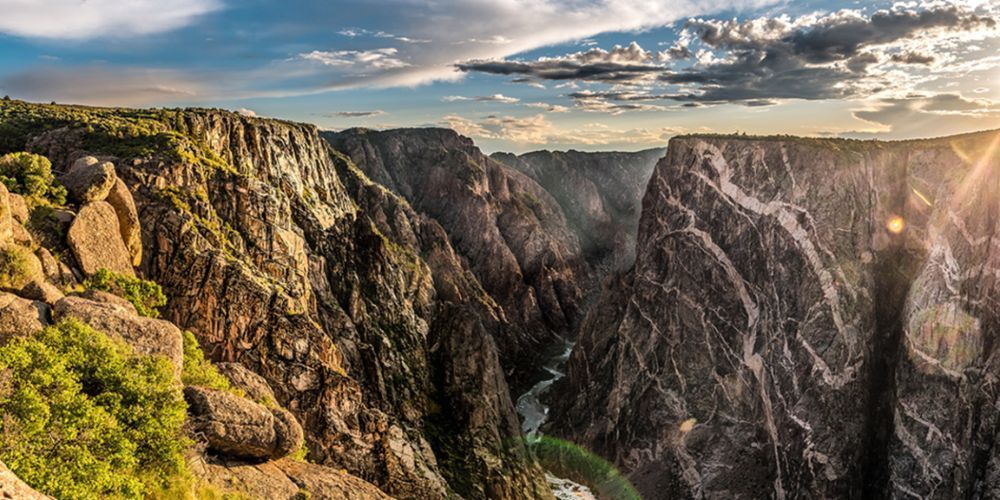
top-left (10, 224), bottom-right (32, 247)
top-left (0, 245), bottom-right (43, 293)
top-left (20, 280), bottom-right (64, 306)
top-left (35, 247), bottom-right (78, 288)
top-left (215, 362), bottom-right (278, 406)
top-left (190, 456), bottom-right (391, 500)
top-left (52, 296), bottom-right (182, 378)
top-left (7, 193), bottom-right (28, 224)
top-left (0, 292), bottom-right (48, 343)
top-left (0, 183), bottom-right (12, 246)
top-left (66, 201), bottom-right (134, 277)
top-left (80, 289), bottom-right (137, 312)
top-left (105, 178), bottom-right (142, 266)
top-left (60, 158), bottom-right (116, 203)
top-left (0, 461), bottom-right (50, 499)
top-left (184, 386), bottom-right (304, 460)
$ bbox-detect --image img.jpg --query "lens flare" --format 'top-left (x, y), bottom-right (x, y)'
top-left (886, 216), bottom-right (905, 234)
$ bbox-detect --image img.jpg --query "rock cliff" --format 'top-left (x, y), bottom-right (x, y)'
top-left (550, 131), bottom-right (1000, 499)
top-left (491, 148), bottom-right (664, 272)
top-left (2, 101), bottom-right (550, 499)
top-left (326, 129), bottom-right (589, 391)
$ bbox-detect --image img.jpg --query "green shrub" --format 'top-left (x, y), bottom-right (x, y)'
top-left (0, 319), bottom-right (188, 498)
top-left (84, 268), bottom-right (167, 318)
top-left (0, 245), bottom-right (39, 290)
top-left (0, 152), bottom-right (66, 205)
top-left (180, 330), bottom-right (238, 394)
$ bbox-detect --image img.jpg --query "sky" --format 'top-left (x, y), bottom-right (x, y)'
top-left (0, 0), bottom-right (997, 153)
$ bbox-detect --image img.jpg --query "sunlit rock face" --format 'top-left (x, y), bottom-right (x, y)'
top-left (550, 131), bottom-right (1000, 499)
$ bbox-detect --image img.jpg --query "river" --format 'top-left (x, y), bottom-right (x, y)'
top-left (515, 340), bottom-right (596, 499)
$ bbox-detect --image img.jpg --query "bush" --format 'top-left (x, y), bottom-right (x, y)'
top-left (181, 330), bottom-right (236, 394)
top-left (0, 319), bottom-right (188, 498)
top-left (0, 245), bottom-right (39, 290)
top-left (0, 152), bottom-right (66, 205)
top-left (84, 268), bottom-right (167, 318)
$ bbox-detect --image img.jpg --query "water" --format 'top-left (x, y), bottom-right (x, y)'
top-left (515, 340), bottom-right (596, 499)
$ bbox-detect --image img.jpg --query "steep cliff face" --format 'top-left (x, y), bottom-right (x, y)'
top-left (6, 102), bottom-right (550, 499)
top-left (491, 148), bottom-right (664, 271)
top-left (326, 129), bottom-right (588, 390)
top-left (551, 132), bottom-right (1000, 499)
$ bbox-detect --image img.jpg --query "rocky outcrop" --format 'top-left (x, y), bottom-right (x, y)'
top-left (191, 456), bottom-right (393, 499)
top-left (185, 386), bottom-right (304, 460)
top-left (106, 178), bottom-right (142, 266)
top-left (550, 131), bottom-right (1000, 499)
top-left (66, 201), bottom-right (135, 276)
top-left (492, 148), bottom-right (664, 271)
top-left (326, 128), bottom-right (588, 389)
top-left (0, 461), bottom-right (49, 500)
top-left (53, 295), bottom-right (183, 378)
top-left (15, 107), bottom-right (551, 499)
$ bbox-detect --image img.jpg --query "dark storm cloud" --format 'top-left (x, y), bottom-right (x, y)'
top-left (462, 5), bottom-right (995, 106)
top-left (889, 52), bottom-right (935, 65)
top-left (662, 5), bottom-right (994, 103)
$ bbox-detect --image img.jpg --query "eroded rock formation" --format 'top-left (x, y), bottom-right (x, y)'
top-left (550, 132), bottom-right (1000, 499)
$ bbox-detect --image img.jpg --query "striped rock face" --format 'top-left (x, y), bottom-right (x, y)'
top-left (551, 131), bottom-right (1000, 499)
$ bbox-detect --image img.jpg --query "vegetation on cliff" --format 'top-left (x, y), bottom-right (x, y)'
top-left (0, 152), bottom-right (67, 205)
top-left (84, 268), bottom-right (168, 318)
top-left (0, 319), bottom-right (188, 498)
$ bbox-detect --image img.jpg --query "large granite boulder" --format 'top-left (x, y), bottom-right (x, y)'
top-left (66, 201), bottom-right (134, 277)
top-left (105, 178), bottom-right (142, 266)
top-left (184, 386), bottom-right (304, 460)
top-left (52, 295), bottom-right (182, 378)
top-left (0, 183), bottom-right (13, 246)
top-left (60, 157), bottom-right (116, 203)
top-left (0, 292), bottom-right (48, 343)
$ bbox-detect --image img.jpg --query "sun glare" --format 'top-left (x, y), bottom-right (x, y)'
top-left (886, 216), bottom-right (906, 234)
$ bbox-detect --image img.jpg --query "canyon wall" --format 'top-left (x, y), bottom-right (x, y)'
top-left (551, 132), bottom-right (1000, 499)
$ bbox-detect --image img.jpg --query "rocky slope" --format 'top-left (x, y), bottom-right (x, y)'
top-left (325, 129), bottom-right (590, 391)
top-left (2, 101), bottom-right (550, 499)
top-left (550, 131), bottom-right (1000, 499)
top-left (491, 148), bottom-right (664, 272)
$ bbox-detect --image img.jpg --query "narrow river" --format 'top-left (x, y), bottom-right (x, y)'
top-left (515, 340), bottom-right (596, 499)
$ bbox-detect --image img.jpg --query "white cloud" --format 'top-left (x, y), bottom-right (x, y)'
top-left (442, 93), bottom-right (520, 103)
top-left (237, 108), bottom-right (258, 117)
top-left (300, 48), bottom-right (410, 70)
top-left (440, 113), bottom-right (683, 146)
top-left (524, 102), bottom-right (570, 112)
top-left (0, 0), bottom-right (219, 39)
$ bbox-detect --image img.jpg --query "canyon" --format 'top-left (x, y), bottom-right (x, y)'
top-left (0, 100), bottom-right (997, 499)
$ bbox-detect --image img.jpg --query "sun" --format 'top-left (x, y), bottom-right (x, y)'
top-left (886, 216), bottom-right (905, 234)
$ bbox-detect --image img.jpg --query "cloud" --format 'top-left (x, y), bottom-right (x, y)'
top-left (889, 52), bottom-right (935, 65)
top-left (524, 102), bottom-right (570, 112)
top-left (440, 113), bottom-right (683, 146)
top-left (293, 0), bottom-right (779, 90)
top-left (0, 66), bottom-right (204, 106)
top-left (237, 108), bottom-right (258, 117)
top-left (0, 0), bottom-right (219, 39)
top-left (442, 93), bottom-right (520, 103)
top-left (325, 110), bottom-right (387, 117)
top-left (457, 42), bottom-right (664, 83)
top-left (462, 5), bottom-right (997, 107)
top-left (656, 5), bottom-right (996, 103)
top-left (299, 48), bottom-right (410, 70)
top-left (844, 93), bottom-right (1000, 138)
top-left (337, 27), bottom-right (430, 43)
